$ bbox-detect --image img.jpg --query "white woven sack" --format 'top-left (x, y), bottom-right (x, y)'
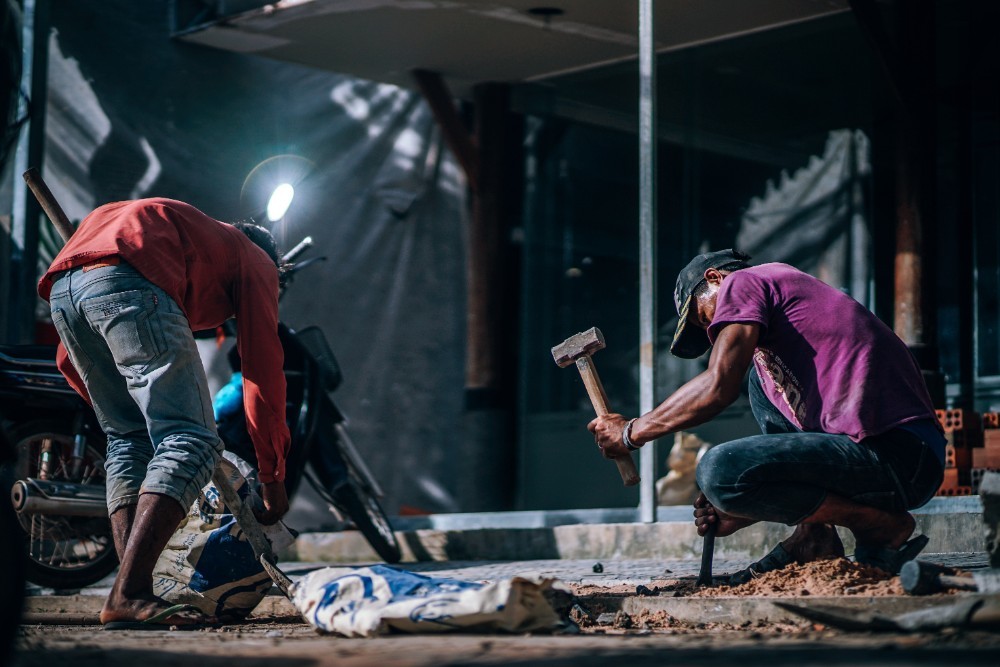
top-left (292, 565), bottom-right (567, 637)
top-left (152, 452), bottom-right (294, 620)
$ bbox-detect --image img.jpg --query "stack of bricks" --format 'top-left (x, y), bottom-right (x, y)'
top-left (935, 409), bottom-right (981, 496)
top-left (974, 412), bottom-right (1000, 493)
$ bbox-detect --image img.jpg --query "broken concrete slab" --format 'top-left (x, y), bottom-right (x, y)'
top-left (23, 589), bottom-right (981, 630)
top-left (582, 594), bottom-right (967, 627)
top-left (23, 554), bottom-right (991, 627)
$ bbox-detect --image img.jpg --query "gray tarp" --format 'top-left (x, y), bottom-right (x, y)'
top-left (654, 129), bottom-right (872, 400)
top-left (736, 128), bottom-right (872, 305)
top-left (18, 0), bottom-right (476, 520)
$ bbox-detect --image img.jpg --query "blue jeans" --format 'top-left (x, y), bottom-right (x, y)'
top-left (695, 369), bottom-right (944, 525)
top-left (48, 262), bottom-right (222, 514)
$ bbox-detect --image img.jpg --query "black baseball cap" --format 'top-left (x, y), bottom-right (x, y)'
top-left (670, 249), bottom-right (752, 359)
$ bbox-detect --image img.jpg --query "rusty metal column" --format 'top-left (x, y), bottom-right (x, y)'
top-left (893, 126), bottom-right (923, 346)
top-left (848, 0), bottom-right (941, 403)
top-left (638, 0), bottom-right (658, 523)
top-left (891, 0), bottom-right (942, 404)
top-left (6, 0), bottom-right (49, 344)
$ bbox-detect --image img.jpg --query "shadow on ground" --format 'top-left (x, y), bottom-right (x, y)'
top-left (15, 648), bottom-right (316, 667)
top-left (443, 644), bottom-right (1000, 667)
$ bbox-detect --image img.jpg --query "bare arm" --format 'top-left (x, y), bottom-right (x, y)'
top-left (588, 322), bottom-right (759, 458)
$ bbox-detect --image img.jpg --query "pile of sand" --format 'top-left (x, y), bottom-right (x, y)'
top-left (571, 557), bottom-right (908, 599)
top-left (694, 557), bottom-right (904, 597)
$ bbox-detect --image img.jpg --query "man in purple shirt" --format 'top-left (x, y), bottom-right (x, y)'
top-left (589, 250), bottom-right (944, 583)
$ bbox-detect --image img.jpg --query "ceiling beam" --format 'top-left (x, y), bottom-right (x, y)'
top-left (511, 86), bottom-right (812, 167)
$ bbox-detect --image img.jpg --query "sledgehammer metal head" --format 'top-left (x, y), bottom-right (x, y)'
top-left (551, 327), bottom-right (606, 367)
top-left (900, 560), bottom-right (984, 596)
top-left (901, 560), bottom-right (1000, 595)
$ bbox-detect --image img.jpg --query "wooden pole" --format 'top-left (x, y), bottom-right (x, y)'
top-left (412, 71), bottom-right (521, 510)
top-left (411, 69), bottom-right (479, 193)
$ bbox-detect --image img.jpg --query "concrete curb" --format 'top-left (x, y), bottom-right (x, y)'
top-left (293, 509), bottom-right (987, 564)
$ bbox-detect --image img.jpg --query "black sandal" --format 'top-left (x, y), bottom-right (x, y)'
top-left (854, 534), bottom-right (930, 575)
top-left (728, 542), bottom-right (794, 586)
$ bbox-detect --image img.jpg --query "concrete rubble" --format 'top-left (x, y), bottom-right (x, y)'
top-left (22, 506), bottom-right (994, 632)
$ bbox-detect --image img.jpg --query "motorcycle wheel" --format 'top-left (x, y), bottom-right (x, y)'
top-left (0, 433), bottom-right (24, 665)
top-left (307, 438), bottom-right (402, 564)
top-left (10, 420), bottom-right (119, 589)
top-left (330, 478), bottom-right (402, 564)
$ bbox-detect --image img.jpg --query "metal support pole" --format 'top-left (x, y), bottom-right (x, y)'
top-left (638, 0), bottom-right (658, 523)
top-left (7, 0), bottom-right (49, 344)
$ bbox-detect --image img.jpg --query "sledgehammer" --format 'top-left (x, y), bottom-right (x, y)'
top-left (552, 327), bottom-right (640, 486)
top-left (901, 560), bottom-right (1000, 596)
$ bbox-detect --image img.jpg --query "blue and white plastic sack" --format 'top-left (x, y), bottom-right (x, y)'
top-left (292, 565), bottom-right (568, 637)
top-left (152, 452), bottom-right (295, 620)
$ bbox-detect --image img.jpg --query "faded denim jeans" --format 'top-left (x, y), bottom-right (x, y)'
top-left (695, 369), bottom-right (944, 525)
top-left (48, 262), bottom-right (222, 514)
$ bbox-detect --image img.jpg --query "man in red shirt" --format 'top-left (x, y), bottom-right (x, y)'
top-left (38, 198), bottom-right (291, 628)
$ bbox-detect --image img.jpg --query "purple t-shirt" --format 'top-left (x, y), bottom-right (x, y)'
top-left (707, 263), bottom-right (938, 443)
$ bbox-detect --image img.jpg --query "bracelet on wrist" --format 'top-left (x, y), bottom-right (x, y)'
top-left (622, 418), bottom-right (640, 451)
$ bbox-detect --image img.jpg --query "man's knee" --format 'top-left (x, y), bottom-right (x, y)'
top-left (144, 432), bottom-right (223, 510)
top-left (696, 444), bottom-right (743, 512)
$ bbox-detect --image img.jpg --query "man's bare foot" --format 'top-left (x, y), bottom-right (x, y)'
top-left (100, 593), bottom-right (204, 626)
top-left (853, 511), bottom-right (916, 550)
top-left (780, 523), bottom-right (845, 563)
top-left (100, 492), bottom-right (191, 626)
top-left (693, 493), bottom-right (757, 537)
top-left (799, 494), bottom-right (918, 551)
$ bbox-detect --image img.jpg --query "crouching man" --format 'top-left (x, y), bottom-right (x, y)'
top-left (588, 249), bottom-right (944, 584)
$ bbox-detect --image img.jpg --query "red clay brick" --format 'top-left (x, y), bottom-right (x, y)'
top-left (937, 408), bottom-right (982, 433)
top-left (974, 448), bottom-right (990, 468)
top-left (947, 430), bottom-right (983, 448)
top-left (945, 444), bottom-right (973, 470)
top-left (936, 485), bottom-right (974, 497)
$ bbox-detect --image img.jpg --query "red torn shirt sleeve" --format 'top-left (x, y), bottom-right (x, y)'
top-left (234, 259), bottom-right (291, 484)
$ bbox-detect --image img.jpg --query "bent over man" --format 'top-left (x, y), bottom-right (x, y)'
top-left (37, 198), bottom-right (291, 627)
top-left (589, 249), bottom-right (944, 584)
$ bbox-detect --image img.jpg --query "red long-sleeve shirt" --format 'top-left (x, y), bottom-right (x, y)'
top-left (37, 198), bottom-right (290, 483)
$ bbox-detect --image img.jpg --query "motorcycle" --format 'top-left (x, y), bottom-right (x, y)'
top-left (0, 344), bottom-right (112, 589)
top-left (0, 238), bottom-right (401, 589)
top-left (214, 237), bottom-right (401, 564)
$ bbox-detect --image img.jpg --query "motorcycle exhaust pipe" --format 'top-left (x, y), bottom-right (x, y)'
top-left (11, 478), bottom-right (108, 518)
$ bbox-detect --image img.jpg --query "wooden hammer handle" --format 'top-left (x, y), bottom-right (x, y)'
top-left (23, 168), bottom-right (75, 243)
top-left (575, 356), bottom-right (641, 487)
top-left (211, 466), bottom-right (293, 597)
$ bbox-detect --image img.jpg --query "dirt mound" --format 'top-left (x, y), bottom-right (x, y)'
top-left (570, 557), bottom-right (907, 599)
top-left (694, 557), bottom-right (903, 597)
